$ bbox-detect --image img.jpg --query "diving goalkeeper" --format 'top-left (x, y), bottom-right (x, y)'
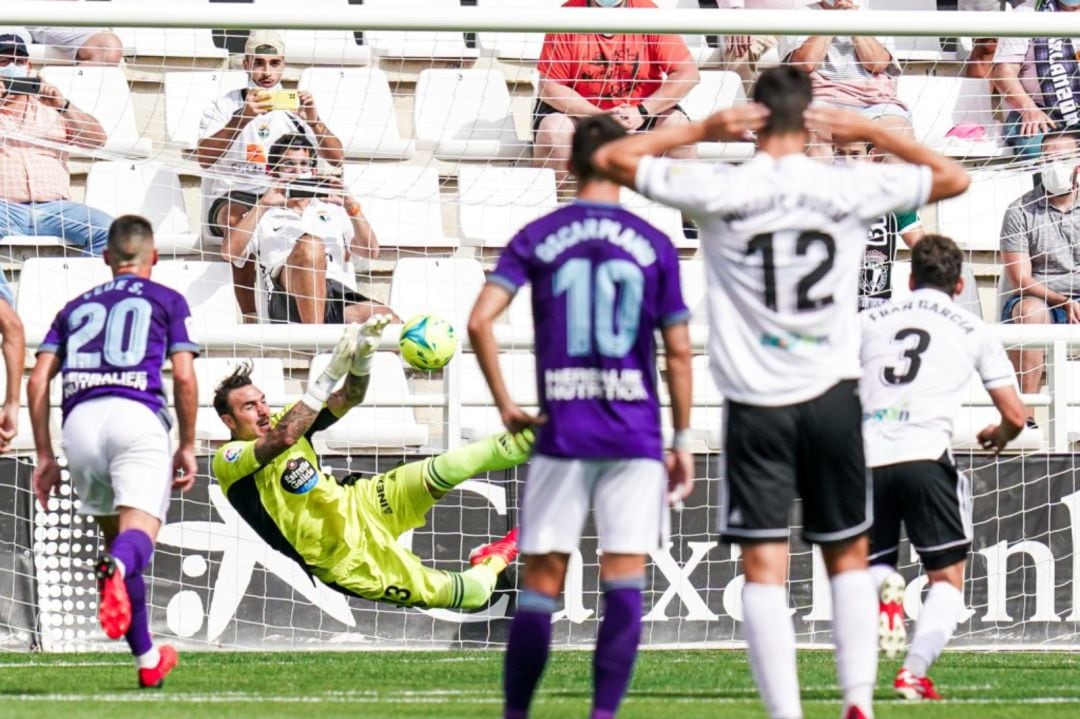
top-left (211, 316), bottom-right (529, 609)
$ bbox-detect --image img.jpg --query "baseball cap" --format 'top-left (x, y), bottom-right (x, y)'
top-left (244, 30), bottom-right (285, 56)
top-left (0, 33), bottom-right (29, 58)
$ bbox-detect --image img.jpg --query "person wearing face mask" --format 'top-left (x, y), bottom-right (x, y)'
top-left (780, 0), bottom-right (913, 159)
top-left (0, 33), bottom-right (111, 259)
top-left (833, 140), bottom-right (926, 310)
top-left (196, 30), bottom-right (344, 321)
top-left (221, 133), bottom-right (392, 325)
top-left (533, 0), bottom-right (700, 187)
top-left (1000, 132), bottom-right (1080, 405)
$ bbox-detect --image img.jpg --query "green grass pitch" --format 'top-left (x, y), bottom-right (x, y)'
top-left (0, 649), bottom-right (1077, 718)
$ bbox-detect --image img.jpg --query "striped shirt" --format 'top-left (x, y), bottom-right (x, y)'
top-left (0, 95), bottom-right (72, 203)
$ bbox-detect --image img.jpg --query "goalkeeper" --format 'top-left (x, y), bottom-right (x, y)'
top-left (211, 316), bottom-right (529, 609)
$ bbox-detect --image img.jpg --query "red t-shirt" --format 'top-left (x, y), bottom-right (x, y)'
top-left (537, 0), bottom-right (694, 110)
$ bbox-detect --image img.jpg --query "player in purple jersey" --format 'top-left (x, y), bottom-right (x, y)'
top-left (469, 116), bottom-right (693, 719)
top-left (28, 215), bottom-right (199, 689)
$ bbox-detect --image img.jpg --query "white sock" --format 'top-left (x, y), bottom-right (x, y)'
top-left (868, 564), bottom-right (895, 592)
top-left (136, 644), bottom-right (160, 670)
top-left (830, 570), bottom-right (878, 715)
top-left (113, 557), bottom-right (127, 579)
top-left (903, 582), bottom-right (964, 678)
top-left (742, 582), bottom-right (802, 719)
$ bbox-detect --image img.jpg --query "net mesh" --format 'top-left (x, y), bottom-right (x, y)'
top-left (0, 3), bottom-right (1077, 652)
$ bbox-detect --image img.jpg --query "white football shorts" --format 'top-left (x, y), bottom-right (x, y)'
top-left (519, 455), bottom-right (669, 555)
top-left (62, 397), bottom-right (174, 522)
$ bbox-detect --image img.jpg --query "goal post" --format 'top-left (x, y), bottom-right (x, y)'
top-left (1, 2), bottom-right (1080, 653)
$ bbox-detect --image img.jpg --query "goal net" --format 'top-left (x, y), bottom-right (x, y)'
top-left (1, 1), bottom-right (1079, 653)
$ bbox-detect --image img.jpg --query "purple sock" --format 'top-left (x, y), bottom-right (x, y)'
top-left (591, 580), bottom-right (644, 719)
top-left (109, 529), bottom-right (155, 657)
top-left (504, 590), bottom-right (556, 719)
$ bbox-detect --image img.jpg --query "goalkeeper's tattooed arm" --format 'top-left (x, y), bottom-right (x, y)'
top-left (327, 373), bottom-right (370, 417)
top-left (253, 402), bottom-right (323, 466)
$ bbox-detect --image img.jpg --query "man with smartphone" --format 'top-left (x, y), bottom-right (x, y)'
top-left (221, 133), bottom-right (394, 325)
top-left (0, 32), bottom-right (112, 267)
top-left (196, 30), bottom-right (344, 320)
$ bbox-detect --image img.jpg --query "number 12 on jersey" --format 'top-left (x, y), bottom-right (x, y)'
top-left (746, 231), bottom-right (836, 312)
top-left (554, 258), bottom-right (644, 359)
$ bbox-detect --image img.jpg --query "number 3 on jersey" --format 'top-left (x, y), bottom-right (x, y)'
top-left (554, 258), bottom-right (644, 358)
top-left (67, 298), bottom-right (153, 369)
top-left (883, 328), bottom-right (931, 385)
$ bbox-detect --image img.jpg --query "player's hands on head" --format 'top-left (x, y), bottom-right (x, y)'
top-left (703, 103), bottom-right (769, 142)
top-left (666, 449), bottom-right (694, 506)
top-left (803, 104), bottom-right (875, 145)
top-left (499, 403), bottom-right (547, 435)
top-left (33, 457), bottom-right (62, 511)
top-left (172, 446), bottom-right (198, 492)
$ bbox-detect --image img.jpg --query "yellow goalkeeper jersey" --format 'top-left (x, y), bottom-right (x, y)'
top-left (211, 403), bottom-right (376, 584)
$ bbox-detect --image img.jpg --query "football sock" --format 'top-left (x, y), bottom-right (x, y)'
top-left (592, 578), bottom-right (645, 719)
top-left (742, 582), bottom-right (802, 719)
top-left (869, 564), bottom-right (897, 591)
top-left (439, 564), bottom-right (500, 610)
top-left (110, 530), bottom-right (156, 660)
top-left (425, 432), bottom-right (532, 495)
top-left (830, 570), bottom-right (878, 715)
top-left (504, 590), bottom-right (556, 719)
top-left (904, 582), bottom-right (964, 678)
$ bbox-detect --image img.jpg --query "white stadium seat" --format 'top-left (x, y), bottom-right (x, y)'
top-left (298, 68), bottom-right (414, 159)
top-left (475, 0), bottom-right (563, 61)
top-left (868, 0), bottom-right (953, 62)
top-left (937, 170), bottom-right (1035, 252)
top-left (84, 161), bottom-right (198, 254)
top-left (363, 0), bottom-right (477, 59)
top-left (413, 69), bottom-right (529, 161)
top-left (388, 257), bottom-right (486, 331)
top-left (619, 188), bottom-right (692, 249)
top-left (16, 258), bottom-right (112, 341)
top-left (309, 352), bottom-right (429, 450)
top-left (152, 261), bottom-right (242, 332)
top-left (458, 352), bottom-right (538, 441)
top-left (40, 66), bottom-right (151, 157)
top-left (680, 71), bottom-right (756, 160)
top-left (457, 166), bottom-right (557, 248)
top-left (341, 164), bottom-right (454, 249)
top-left (164, 70), bottom-right (248, 149)
top-left (108, 0), bottom-right (227, 60)
top-left (898, 75), bottom-right (1006, 158)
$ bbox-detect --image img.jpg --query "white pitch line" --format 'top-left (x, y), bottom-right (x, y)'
top-left (0, 661), bottom-right (129, 668)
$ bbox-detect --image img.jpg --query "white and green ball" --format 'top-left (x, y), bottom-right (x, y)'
top-left (399, 314), bottom-right (457, 371)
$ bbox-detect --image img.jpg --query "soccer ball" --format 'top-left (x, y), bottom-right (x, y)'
top-left (399, 314), bottom-right (457, 371)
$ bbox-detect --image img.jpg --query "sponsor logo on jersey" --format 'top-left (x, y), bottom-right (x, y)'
top-left (223, 446), bottom-right (243, 463)
top-left (281, 457), bottom-right (319, 494)
top-left (863, 406), bottom-right (911, 423)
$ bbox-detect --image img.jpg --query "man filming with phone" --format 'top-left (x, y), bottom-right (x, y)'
top-left (0, 32), bottom-right (112, 265)
top-left (196, 30), bottom-right (344, 320)
top-left (222, 133), bottom-right (394, 325)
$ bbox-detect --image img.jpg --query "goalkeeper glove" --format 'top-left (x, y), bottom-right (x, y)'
top-left (351, 313), bottom-right (393, 377)
top-left (301, 324), bottom-right (360, 410)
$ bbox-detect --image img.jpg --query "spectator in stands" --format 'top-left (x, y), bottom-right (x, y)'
top-left (833, 139), bottom-right (925, 310)
top-left (0, 33), bottom-right (111, 255)
top-left (991, 1), bottom-right (1080, 160)
top-left (1000, 132), bottom-right (1080, 401)
top-left (196, 30), bottom-right (344, 320)
top-left (222, 134), bottom-right (394, 325)
top-left (780, 0), bottom-right (912, 158)
top-left (718, 0), bottom-right (782, 88)
top-left (0, 26), bottom-right (123, 66)
top-left (533, 0), bottom-right (700, 187)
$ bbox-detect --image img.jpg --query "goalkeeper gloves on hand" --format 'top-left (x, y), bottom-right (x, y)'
top-left (302, 324), bottom-right (360, 411)
top-left (351, 313), bottom-right (393, 377)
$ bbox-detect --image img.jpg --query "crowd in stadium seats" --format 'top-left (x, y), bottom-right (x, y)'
top-left (0, 0), bottom-right (1077, 450)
